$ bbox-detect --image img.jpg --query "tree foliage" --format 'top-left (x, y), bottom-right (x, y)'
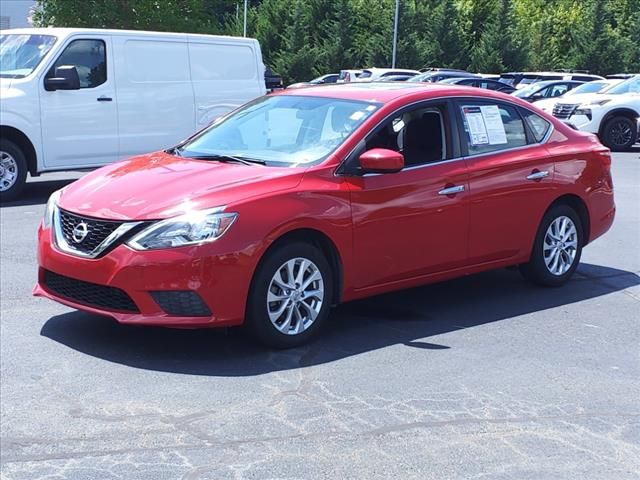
top-left (33, 0), bottom-right (640, 83)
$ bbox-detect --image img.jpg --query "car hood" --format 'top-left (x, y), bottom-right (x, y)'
top-left (58, 152), bottom-right (305, 221)
top-left (553, 93), bottom-right (610, 106)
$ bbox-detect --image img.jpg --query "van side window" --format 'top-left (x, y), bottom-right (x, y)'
top-left (364, 104), bottom-right (449, 167)
top-left (458, 102), bottom-right (527, 155)
top-left (49, 39), bottom-right (106, 88)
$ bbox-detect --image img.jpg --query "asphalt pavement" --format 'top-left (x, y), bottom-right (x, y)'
top-left (1, 152), bottom-right (639, 479)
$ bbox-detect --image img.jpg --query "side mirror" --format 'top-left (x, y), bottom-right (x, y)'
top-left (530, 93), bottom-right (544, 101)
top-left (44, 65), bottom-right (81, 91)
top-left (359, 148), bottom-right (404, 174)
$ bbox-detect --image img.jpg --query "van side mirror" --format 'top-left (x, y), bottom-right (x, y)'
top-left (359, 148), bottom-right (404, 174)
top-left (44, 66), bottom-right (81, 91)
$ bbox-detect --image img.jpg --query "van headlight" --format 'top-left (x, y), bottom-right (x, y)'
top-left (127, 207), bottom-right (238, 250)
top-left (43, 190), bottom-right (62, 229)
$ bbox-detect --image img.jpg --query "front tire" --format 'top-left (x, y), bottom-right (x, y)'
top-left (246, 242), bottom-right (333, 348)
top-left (520, 204), bottom-right (584, 287)
top-left (0, 139), bottom-right (28, 202)
top-left (600, 116), bottom-right (637, 152)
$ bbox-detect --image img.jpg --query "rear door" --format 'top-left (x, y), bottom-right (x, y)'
top-left (345, 100), bottom-right (469, 289)
top-left (455, 99), bottom-right (557, 265)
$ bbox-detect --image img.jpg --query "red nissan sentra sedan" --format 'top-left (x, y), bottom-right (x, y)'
top-left (34, 83), bottom-right (615, 348)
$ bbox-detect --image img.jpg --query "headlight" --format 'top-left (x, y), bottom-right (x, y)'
top-left (127, 207), bottom-right (238, 250)
top-left (573, 107), bottom-right (592, 120)
top-left (43, 190), bottom-right (62, 229)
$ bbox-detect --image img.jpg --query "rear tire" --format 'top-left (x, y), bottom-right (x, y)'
top-left (246, 242), bottom-right (333, 348)
top-left (0, 139), bottom-right (28, 203)
top-left (600, 116), bottom-right (637, 152)
top-left (519, 204), bottom-right (584, 287)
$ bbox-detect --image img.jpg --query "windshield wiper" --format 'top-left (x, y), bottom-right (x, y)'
top-left (181, 153), bottom-right (266, 166)
top-left (165, 146), bottom-right (183, 157)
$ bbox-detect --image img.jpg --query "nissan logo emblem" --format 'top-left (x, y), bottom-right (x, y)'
top-left (72, 222), bottom-right (89, 243)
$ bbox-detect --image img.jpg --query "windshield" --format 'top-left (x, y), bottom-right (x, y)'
top-left (0, 34), bottom-right (57, 78)
top-left (514, 84), bottom-right (543, 97)
top-left (408, 73), bottom-right (431, 82)
top-left (605, 76), bottom-right (640, 95)
top-left (179, 95), bottom-right (380, 166)
top-left (566, 81), bottom-right (609, 95)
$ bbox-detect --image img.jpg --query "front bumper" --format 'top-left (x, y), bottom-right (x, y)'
top-left (33, 225), bottom-right (254, 328)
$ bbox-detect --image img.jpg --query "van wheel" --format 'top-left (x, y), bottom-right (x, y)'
top-left (0, 139), bottom-right (28, 202)
top-left (246, 242), bottom-right (333, 348)
top-left (519, 204), bottom-right (583, 287)
top-left (601, 116), bottom-right (637, 151)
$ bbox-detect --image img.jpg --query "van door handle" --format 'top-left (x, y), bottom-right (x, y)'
top-left (97, 96), bottom-right (112, 102)
top-left (527, 170), bottom-right (549, 181)
top-left (438, 185), bottom-right (465, 196)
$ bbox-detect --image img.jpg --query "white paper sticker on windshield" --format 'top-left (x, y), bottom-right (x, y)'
top-left (350, 111), bottom-right (365, 121)
top-left (462, 106), bottom-right (489, 145)
top-left (479, 105), bottom-right (507, 144)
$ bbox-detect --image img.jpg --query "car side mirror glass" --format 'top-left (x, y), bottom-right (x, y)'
top-left (359, 148), bottom-right (404, 174)
top-left (44, 65), bottom-right (81, 91)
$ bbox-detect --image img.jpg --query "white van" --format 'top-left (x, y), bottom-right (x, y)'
top-left (0, 28), bottom-right (267, 200)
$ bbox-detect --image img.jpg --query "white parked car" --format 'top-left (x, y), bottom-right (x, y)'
top-left (352, 67), bottom-right (420, 82)
top-left (550, 75), bottom-right (640, 151)
top-left (0, 28), bottom-right (267, 200)
top-left (534, 79), bottom-right (622, 113)
top-left (336, 69), bottom-right (362, 83)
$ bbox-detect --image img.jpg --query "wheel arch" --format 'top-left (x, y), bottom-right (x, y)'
top-left (0, 126), bottom-right (38, 176)
top-left (251, 227), bottom-right (345, 306)
top-left (598, 108), bottom-right (639, 137)
top-left (546, 194), bottom-right (591, 244)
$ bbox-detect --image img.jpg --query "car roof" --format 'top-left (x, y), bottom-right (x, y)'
top-left (362, 67), bottom-right (420, 73)
top-left (273, 82), bottom-right (520, 104)
top-left (527, 79), bottom-right (583, 87)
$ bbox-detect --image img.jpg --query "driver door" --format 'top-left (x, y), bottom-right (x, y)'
top-left (344, 100), bottom-right (469, 289)
top-left (39, 35), bottom-right (118, 168)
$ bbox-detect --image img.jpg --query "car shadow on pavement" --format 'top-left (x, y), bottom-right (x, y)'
top-left (41, 263), bottom-right (639, 377)
top-left (0, 178), bottom-right (79, 208)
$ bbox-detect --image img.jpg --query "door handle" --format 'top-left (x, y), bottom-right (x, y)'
top-left (438, 185), bottom-right (465, 196)
top-left (97, 96), bottom-right (113, 102)
top-left (526, 170), bottom-right (549, 181)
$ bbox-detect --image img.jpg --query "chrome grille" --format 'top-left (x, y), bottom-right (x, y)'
top-left (53, 208), bottom-right (143, 258)
top-left (552, 103), bottom-right (578, 119)
top-left (58, 209), bottom-right (123, 254)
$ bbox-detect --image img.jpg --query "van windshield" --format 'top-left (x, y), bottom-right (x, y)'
top-left (0, 34), bottom-right (57, 78)
top-left (178, 95), bottom-right (380, 166)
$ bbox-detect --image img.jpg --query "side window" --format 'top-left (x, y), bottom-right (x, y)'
top-left (49, 39), bottom-right (106, 88)
top-left (536, 86), bottom-right (551, 98)
top-left (365, 104), bottom-right (448, 167)
top-left (521, 109), bottom-right (551, 143)
top-left (549, 84), bottom-right (569, 97)
top-left (458, 102), bottom-right (527, 155)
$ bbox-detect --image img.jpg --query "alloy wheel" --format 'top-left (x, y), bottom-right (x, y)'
top-left (0, 151), bottom-right (18, 192)
top-left (609, 121), bottom-right (633, 147)
top-left (543, 216), bottom-right (578, 276)
top-left (267, 257), bottom-right (324, 335)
